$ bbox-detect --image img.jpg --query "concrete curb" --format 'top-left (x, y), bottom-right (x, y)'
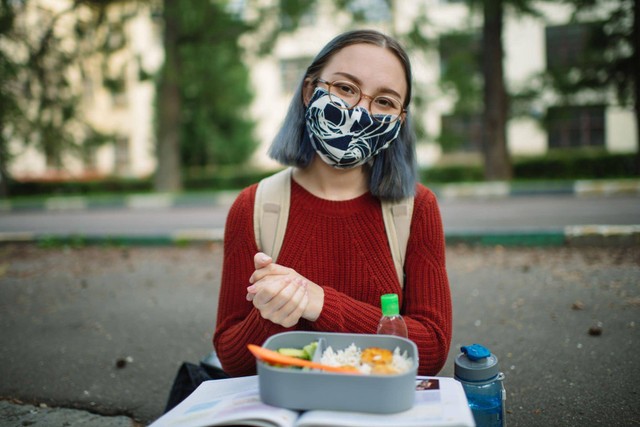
top-left (1, 179), bottom-right (638, 212)
top-left (1, 225), bottom-right (638, 247)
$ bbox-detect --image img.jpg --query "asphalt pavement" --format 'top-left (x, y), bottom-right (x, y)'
top-left (0, 181), bottom-right (638, 426)
top-left (1, 244), bottom-right (638, 426)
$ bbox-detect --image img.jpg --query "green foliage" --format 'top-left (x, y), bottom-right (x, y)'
top-left (513, 150), bottom-right (637, 179)
top-left (421, 150), bottom-right (638, 183)
top-left (159, 0), bottom-right (257, 169)
top-left (7, 176), bottom-right (153, 197)
top-left (183, 167), bottom-right (275, 190)
top-left (421, 164), bottom-right (484, 183)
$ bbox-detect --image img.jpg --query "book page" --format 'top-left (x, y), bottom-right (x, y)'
top-left (148, 376), bottom-right (299, 427)
top-left (296, 377), bottom-right (475, 427)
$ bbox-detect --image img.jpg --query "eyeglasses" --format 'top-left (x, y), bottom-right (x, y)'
top-left (315, 78), bottom-right (405, 123)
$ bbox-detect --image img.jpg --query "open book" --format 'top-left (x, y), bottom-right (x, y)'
top-left (149, 375), bottom-right (475, 427)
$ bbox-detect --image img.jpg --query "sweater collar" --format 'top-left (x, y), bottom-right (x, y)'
top-left (291, 179), bottom-right (378, 215)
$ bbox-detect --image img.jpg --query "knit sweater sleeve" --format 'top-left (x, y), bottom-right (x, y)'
top-left (213, 185), bottom-right (293, 377)
top-left (402, 185), bottom-right (452, 374)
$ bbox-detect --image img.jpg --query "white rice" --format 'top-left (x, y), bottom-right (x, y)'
top-left (320, 343), bottom-right (413, 374)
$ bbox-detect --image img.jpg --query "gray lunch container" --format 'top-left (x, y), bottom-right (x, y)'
top-left (256, 331), bottom-right (419, 413)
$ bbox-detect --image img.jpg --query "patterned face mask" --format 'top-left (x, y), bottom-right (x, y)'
top-left (304, 87), bottom-right (402, 169)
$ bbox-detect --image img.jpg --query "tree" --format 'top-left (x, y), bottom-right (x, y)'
top-left (177, 0), bottom-right (256, 170)
top-left (435, 1), bottom-right (545, 180)
top-left (154, 0), bottom-right (182, 192)
top-left (153, 0), bottom-right (257, 192)
top-left (482, 0), bottom-right (511, 180)
top-left (154, 0), bottom-right (406, 191)
top-left (0, 0), bottom-right (134, 197)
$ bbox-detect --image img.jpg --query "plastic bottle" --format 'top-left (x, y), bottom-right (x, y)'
top-left (454, 344), bottom-right (506, 427)
top-left (376, 293), bottom-right (408, 338)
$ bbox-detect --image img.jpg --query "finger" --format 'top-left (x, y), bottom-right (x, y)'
top-left (254, 277), bottom-right (303, 322)
top-left (268, 279), bottom-right (308, 325)
top-left (252, 276), bottom-right (293, 308)
top-left (254, 252), bottom-right (272, 270)
top-left (249, 262), bottom-right (290, 284)
top-left (279, 282), bottom-right (309, 327)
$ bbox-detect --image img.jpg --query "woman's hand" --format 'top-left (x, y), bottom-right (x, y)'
top-left (247, 252), bottom-right (324, 326)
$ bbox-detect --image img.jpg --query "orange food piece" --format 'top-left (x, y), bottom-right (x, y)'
top-left (360, 347), bottom-right (393, 366)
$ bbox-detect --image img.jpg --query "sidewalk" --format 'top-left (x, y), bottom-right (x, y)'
top-left (1, 178), bottom-right (639, 248)
top-left (2, 178), bottom-right (639, 212)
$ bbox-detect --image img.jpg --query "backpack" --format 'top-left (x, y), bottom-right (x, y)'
top-left (253, 167), bottom-right (414, 287)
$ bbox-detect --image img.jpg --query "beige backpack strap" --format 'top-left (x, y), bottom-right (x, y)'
top-left (253, 167), bottom-right (293, 262)
top-left (381, 197), bottom-right (414, 288)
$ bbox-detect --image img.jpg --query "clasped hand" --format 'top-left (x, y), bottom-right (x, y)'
top-left (246, 252), bottom-right (323, 327)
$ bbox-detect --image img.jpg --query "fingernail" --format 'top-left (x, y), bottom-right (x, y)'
top-left (247, 285), bottom-right (256, 293)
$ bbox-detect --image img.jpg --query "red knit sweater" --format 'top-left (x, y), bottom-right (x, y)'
top-left (213, 179), bottom-right (452, 377)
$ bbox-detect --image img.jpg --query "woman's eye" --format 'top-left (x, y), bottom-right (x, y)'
top-left (336, 84), bottom-right (357, 96)
top-left (374, 97), bottom-right (398, 109)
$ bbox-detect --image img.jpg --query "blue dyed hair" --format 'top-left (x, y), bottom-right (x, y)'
top-left (268, 29), bottom-right (418, 201)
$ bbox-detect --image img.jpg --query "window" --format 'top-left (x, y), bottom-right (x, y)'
top-left (545, 24), bottom-right (592, 70)
top-left (347, 0), bottom-right (392, 23)
top-left (547, 105), bottom-right (605, 149)
top-left (440, 113), bottom-right (483, 152)
top-left (82, 144), bottom-right (98, 171)
top-left (280, 57), bottom-right (312, 94)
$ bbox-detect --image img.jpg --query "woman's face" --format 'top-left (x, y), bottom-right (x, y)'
top-left (304, 43), bottom-right (408, 114)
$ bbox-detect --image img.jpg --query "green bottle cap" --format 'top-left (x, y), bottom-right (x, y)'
top-left (380, 293), bottom-right (400, 316)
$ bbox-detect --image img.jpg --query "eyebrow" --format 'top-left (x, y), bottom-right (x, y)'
top-left (331, 71), bottom-right (405, 101)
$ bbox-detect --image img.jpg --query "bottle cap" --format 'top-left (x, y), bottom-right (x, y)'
top-left (454, 344), bottom-right (499, 382)
top-left (380, 293), bottom-right (400, 316)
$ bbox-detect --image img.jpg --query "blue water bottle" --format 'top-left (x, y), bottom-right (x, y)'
top-left (454, 344), bottom-right (506, 427)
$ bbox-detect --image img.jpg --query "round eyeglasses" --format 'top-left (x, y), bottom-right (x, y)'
top-left (315, 78), bottom-right (405, 123)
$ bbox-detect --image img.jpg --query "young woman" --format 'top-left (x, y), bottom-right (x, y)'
top-left (213, 29), bottom-right (452, 377)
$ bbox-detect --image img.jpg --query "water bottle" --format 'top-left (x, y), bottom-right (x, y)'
top-left (376, 293), bottom-right (408, 338)
top-left (454, 344), bottom-right (506, 427)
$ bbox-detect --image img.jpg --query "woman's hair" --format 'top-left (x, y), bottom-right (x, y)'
top-left (268, 29), bottom-right (418, 201)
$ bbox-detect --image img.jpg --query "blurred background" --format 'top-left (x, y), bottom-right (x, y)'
top-left (0, 0), bottom-right (638, 200)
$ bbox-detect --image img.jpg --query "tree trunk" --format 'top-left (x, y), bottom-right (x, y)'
top-left (155, 0), bottom-right (182, 192)
top-left (482, 0), bottom-right (512, 180)
top-left (0, 143), bottom-right (9, 198)
top-left (633, 0), bottom-right (640, 174)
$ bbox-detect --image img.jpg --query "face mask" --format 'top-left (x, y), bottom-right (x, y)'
top-left (304, 87), bottom-right (402, 169)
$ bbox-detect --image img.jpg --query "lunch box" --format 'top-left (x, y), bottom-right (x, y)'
top-left (255, 331), bottom-right (419, 413)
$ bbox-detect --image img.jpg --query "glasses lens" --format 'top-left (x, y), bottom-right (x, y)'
top-left (371, 96), bottom-right (402, 118)
top-left (328, 81), bottom-right (360, 109)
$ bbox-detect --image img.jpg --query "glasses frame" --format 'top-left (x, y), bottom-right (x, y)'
top-left (314, 78), bottom-right (406, 123)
